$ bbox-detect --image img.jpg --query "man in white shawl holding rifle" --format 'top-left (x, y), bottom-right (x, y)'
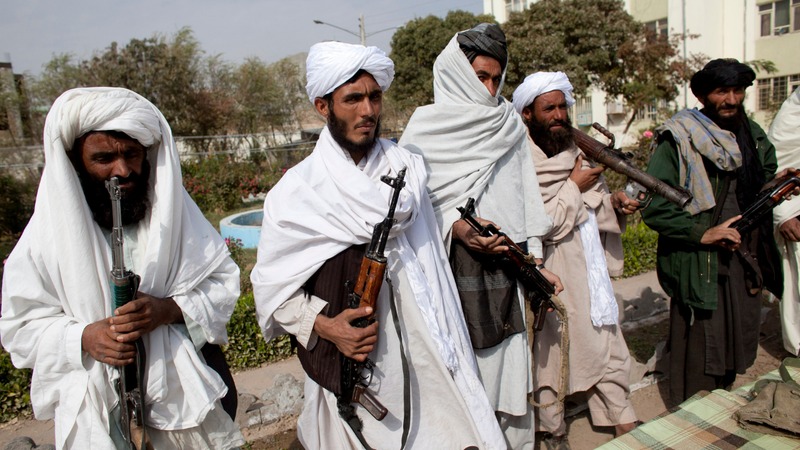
top-left (400, 24), bottom-right (562, 450)
top-left (0, 88), bottom-right (244, 449)
top-left (251, 41), bottom-right (505, 450)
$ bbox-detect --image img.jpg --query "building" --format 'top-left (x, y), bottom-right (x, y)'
top-left (486, 0), bottom-right (799, 145)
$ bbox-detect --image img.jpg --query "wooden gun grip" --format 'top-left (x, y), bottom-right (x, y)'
top-left (353, 258), bottom-right (386, 321)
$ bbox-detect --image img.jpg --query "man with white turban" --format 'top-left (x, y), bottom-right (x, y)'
top-left (0, 87), bottom-right (244, 449)
top-left (512, 72), bottom-right (639, 449)
top-left (770, 87), bottom-right (800, 356)
top-left (252, 41), bottom-right (505, 450)
top-left (400, 24), bottom-right (562, 450)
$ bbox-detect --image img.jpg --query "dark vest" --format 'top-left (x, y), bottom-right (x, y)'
top-left (296, 244), bottom-right (367, 395)
top-left (449, 240), bottom-right (526, 349)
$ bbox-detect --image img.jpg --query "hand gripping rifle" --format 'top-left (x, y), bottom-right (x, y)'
top-left (338, 167), bottom-right (409, 450)
top-left (457, 198), bottom-right (556, 331)
top-left (573, 123), bottom-right (693, 209)
top-left (731, 174), bottom-right (800, 235)
top-left (105, 177), bottom-right (147, 450)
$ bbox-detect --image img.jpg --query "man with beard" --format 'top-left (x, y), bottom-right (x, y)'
top-left (512, 72), bottom-right (640, 449)
top-left (252, 41), bottom-right (506, 450)
top-left (400, 24), bottom-right (562, 450)
top-left (0, 88), bottom-right (244, 449)
top-left (641, 59), bottom-right (797, 404)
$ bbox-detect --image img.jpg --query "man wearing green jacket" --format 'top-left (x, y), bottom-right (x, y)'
top-left (642, 59), bottom-right (796, 404)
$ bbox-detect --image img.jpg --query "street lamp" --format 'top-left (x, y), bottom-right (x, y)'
top-left (313, 14), bottom-right (398, 46)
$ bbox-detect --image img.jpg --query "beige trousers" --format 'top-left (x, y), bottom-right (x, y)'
top-left (534, 326), bottom-right (637, 435)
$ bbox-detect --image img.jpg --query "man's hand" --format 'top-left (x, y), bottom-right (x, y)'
top-left (452, 218), bottom-right (507, 254)
top-left (82, 319), bottom-right (137, 366)
top-left (569, 155), bottom-right (605, 193)
top-left (314, 307), bottom-right (379, 362)
top-left (701, 215), bottom-right (742, 250)
top-left (779, 217), bottom-right (800, 242)
top-left (610, 191), bottom-right (640, 215)
top-left (109, 294), bottom-right (184, 343)
top-left (774, 167), bottom-right (800, 200)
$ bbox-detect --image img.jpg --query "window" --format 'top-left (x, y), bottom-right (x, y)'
top-left (635, 99), bottom-right (667, 121)
top-left (757, 74), bottom-right (800, 110)
top-left (573, 96), bottom-right (593, 126)
top-left (645, 18), bottom-right (668, 38)
top-left (505, 0), bottom-right (526, 16)
top-left (759, 0), bottom-right (800, 36)
top-left (758, 79), bottom-right (771, 111)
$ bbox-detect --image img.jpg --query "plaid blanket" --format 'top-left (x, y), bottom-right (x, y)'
top-left (597, 364), bottom-right (800, 449)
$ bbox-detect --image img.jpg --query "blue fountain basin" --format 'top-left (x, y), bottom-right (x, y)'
top-left (220, 209), bottom-right (263, 248)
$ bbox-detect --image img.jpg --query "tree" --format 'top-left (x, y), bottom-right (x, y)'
top-left (503, 0), bottom-right (639, 98)
top-left (389, 10), bottom-right (496, 111)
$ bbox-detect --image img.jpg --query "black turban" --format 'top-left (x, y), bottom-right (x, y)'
top-left (690, 58), bottom-right (756, 98)
top-left (457, 23), bottom-right (507, 71)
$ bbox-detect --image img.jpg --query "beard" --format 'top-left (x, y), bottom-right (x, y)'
top-left (701, 101), bottom-right (746, 131)
top-left (327, 105), bottom-right (381, 157)
top-left (526, 114), bottom-right (575, 158)
top-left (75, 159), bottom-right (152, 229)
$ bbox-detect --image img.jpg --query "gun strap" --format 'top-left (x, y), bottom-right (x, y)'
top-left (530, 294), bottom-right (570, 412)
top-left (337, 399), bottom-right (375, 450)
top-left (134, 338), bottom-right (147, 450)
top-left (386, 277), bottom-right (410, 450)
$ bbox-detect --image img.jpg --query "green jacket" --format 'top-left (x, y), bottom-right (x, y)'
top-left (641, 118), bottom-right (777, 310)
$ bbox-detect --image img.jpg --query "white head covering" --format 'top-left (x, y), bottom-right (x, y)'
top-left (511, 71), bottom-right (576, 115)
top-left (0, 88), bottom-right (236, 447)
top-left (305, 41), bottom-right (395, 103)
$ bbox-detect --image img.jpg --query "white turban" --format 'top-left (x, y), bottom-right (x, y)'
top-left (511, 71), bottom-right (576, 115)
top-left (305, 41), bottom-right (395, 103)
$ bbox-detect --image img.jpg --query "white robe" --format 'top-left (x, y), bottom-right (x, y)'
top-left (251, 126), bottom-right (506, 450)
top-left (770, 87), bottom-right (800, 356)
top-left (0, 88), bottom-right (243, 449)
top-left (399, 34), bottom-right (552, 428)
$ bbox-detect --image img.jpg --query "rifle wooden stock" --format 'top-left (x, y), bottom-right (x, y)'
top-left (572, 125), bottom-right (693, 209)
top-left (353, 256), bottom-right (387, 323)
top-left (732, 175), bottom-right (800, 235)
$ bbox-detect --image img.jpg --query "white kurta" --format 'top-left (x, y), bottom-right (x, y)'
top-left (251, 127), bottom-right (506, 450)
top-left (770, 88), bottom-right (800, 356)
top-left (0, 88), bottom-right (243, 449)
top-left (289, 241), bottom-right (488, 450)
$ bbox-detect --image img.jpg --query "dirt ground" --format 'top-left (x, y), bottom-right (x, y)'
top-left (243, 301), bottom-right (793, 450)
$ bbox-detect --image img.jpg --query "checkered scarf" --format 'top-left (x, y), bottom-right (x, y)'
top-left (655, 109), bottom-right (743, 215)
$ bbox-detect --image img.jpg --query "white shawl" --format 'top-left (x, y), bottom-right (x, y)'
top-left (399, 34), bottom-right (551, 248)
top-left (251, 126), bottom-right (506, 449)
top-left (0, 88), bottom-right (236, 447)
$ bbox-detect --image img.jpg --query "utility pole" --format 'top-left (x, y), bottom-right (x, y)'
top-left (359, 14), bottom-right (366, 46)
top-left (314, 14), bottom-right (397, 47)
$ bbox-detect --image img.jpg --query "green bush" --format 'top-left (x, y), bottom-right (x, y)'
top-left (621, 219), bottom-right (659, 278)
top-left (181, 155), bottom-right (282, 213)
top-left (0, 174), bottom-right (37, 238)
top-left (223, 292), bottom-right (293, 370)
top-left (0, 349), bottom-right (32, 421)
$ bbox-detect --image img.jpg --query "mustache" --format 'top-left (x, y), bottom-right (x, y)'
top-left (354, 118), bottom-right (376, 129)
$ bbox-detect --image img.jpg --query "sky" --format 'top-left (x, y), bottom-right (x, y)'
top-left (0, 0), bottom-right (485, 75)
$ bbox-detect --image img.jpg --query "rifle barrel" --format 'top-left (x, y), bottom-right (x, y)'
top-left (572, 126), bottom-right (693, 209)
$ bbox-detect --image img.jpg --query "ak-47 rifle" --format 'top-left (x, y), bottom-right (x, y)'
top-left (457, 198), bottom-right (557, 331)
top-left (338, 167), bottom-right (408, 449)
top-left (105, 177), bottom-right (147, 450)
top-left (573, 123), bottom-right (693, 209)
top-left (731, 174), bottom-right (800, 235)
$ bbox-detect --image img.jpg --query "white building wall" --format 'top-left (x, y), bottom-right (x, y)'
top-left (485, 0), bottom-right (791, 144)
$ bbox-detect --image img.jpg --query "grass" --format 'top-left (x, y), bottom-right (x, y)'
top-left (623, 319), bottom-right (670, 363)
